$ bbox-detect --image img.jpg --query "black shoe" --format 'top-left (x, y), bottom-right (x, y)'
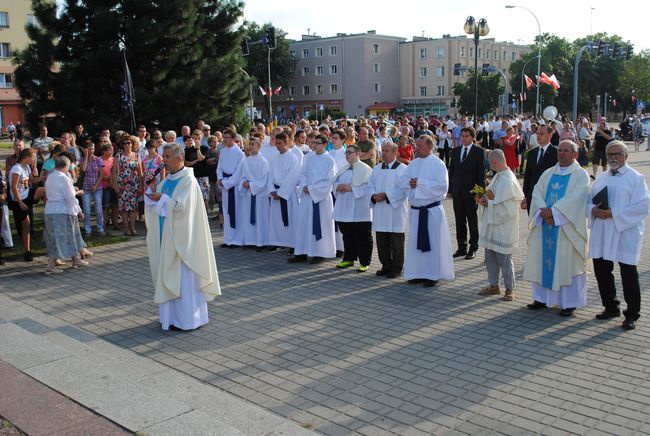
top-left (453, 249), bottom-right (468, 258)
top-left (527, 300), bottom-right (547, 310)
top-left (336, 250), bottom-right (344, 258)
top-left (168, 325), bottom-right (184, 331)
top-left (23, 251), bottom-right (33, 262)
top-left (287, 248), bottom-right (294, 255)
top-left (385, 272), bottom-right (398, 279)
top-left (422, 279), bottom-right (438, 288)
top-left (376, 270), bottom-right (387, 276)
top-left (256, 247), bottom-right (265, 252)
top-left (308, 256), bottom-right (324, 264)
top-left (622, 318), bottom-right (636, 330)
top-left (220, 243), bottom-right (230, 248)
top-left (287, 255), bottom-right (307, 263)
top-left (595, 309), bottom-right (621, 320)
top-left (465, 249), bottom-right (477, 260)
top-left (559, 307), bottom-right (576, 317)
top-left (267, 246), bottom-right (278, 252)
top-left (408, 279), bottom-right (425, 284)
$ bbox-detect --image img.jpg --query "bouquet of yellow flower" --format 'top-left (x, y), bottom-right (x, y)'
top-left (470, 184), bottom-right (486, 196)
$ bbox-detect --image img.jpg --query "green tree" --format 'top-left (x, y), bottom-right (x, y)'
top-left (14, 0), bottom-right (251, 135)
top-left (242, 22), bottom-right (296, 118)
top-left (452, 70), bottom-right (504, 116)
top-left (618, 50), bottom-right (650, 114)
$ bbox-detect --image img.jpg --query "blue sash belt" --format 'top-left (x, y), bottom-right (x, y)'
top-left (250, 194), bottom-right (256, 225)
top-left (410, 201), bottom-right (441, 252)
top-left (274, 184), bottom-right (289, 227)
top-left (223, 172), bottom-right (236, 228)
top-left (312, 200), bottom-right (322, 241)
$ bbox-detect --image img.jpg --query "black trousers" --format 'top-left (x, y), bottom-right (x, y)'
top-left (593, 257), bottom-right (641, 319)
top-left (375, 231), bottom-right (405, 274)
top-left (337, 221), bottom-right (373, 266)
top-left (452, 194), bottom-right (479, 250)
top-left (438, 146), bottom-right (450, 167)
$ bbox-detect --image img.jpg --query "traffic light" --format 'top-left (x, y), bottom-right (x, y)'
top-left (453, 63), bottom-right (461, 76)
top-left (610, 43), bottom-right (618, 59)
top-left (482, 63), bottom-right (490, 76)
top-left (265, 27), bottom-right (277, 49)
top-left (241, 36), bottom-right (249, 56)
top-left (586, 41), bottom-right (595, 55)
top-left (597, 40), bottom-right (608, 56)
top-left (626, 45), bottom-right (633, 61)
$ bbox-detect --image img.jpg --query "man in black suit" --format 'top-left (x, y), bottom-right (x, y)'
top-left (448, 126), bottom-right (486, 260)
top-left (522, 125), bottom-right (557, 213)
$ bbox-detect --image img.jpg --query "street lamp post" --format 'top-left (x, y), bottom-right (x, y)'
top-left (520, 55), bottom-right (539, 114)
top-left (464, 16), bottom-right (489, 122)
top-left (506, 5), bottom-right (542, 115)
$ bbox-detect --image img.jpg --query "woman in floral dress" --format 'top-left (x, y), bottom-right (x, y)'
top-left (111, 137), bottom-right (143, 236)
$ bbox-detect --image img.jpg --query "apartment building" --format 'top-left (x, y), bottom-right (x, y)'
top-left (400, 35), bottom-right (530, 117)
top-left (0, 0), bottom-right (38, 127)
top-left (258, 31), bottom-right (405, 119)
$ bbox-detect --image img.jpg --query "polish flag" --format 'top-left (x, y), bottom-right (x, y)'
top-left (259, 85), bottom-right (267, 95)
top-left (274, 86), bottom-right (282, 95)
top-left (549, 74), bottom-right (560, 90)
top-left (538, 72), bottom-right (553, 86)
top-left (524, 74), bottom-right (533, 90)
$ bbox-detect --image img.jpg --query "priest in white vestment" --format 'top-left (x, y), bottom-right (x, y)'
top-left (145, 143), bottom-right (221, 331)
top-left (268, 132), bottom-right (300, 250)
top-left (332, 145), bottom-right (373, 271)
top-left (238, 137), bottom-right (271, 248)
top-left (523, 140), bottom-right (589, 316)
top-left (288, 133), bottom-right (336, 264)
top-left (217, 128), bottom-right (245, 247)
top-left (329, 129), bottom-right (348, 257)
top-left (401, 135), bottom-right (454, 287)
top-left (477, 149), bottom-right (524, 301)
top-left (368, 142), bottom-right (408, 279)
top-left (588, 141), bottom-right (650, 330)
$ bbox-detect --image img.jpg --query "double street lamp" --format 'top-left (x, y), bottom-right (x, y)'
top-left (464, 16), bottom-right (489, 121)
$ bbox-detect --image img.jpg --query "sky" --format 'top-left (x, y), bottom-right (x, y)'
top-left (241, 0), bottom-right (649, 51)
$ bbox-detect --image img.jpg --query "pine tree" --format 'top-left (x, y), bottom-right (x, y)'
top-left (14, 0), bottom-right (251, 135)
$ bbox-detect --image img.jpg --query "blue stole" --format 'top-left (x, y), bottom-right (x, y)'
top-left (541, 173), bottom-right (570, 289)
top-left (158, 177), bottom-right (182, 245)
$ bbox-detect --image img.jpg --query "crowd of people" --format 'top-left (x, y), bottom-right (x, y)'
top-left (1, 113), bottom-right (649, 331)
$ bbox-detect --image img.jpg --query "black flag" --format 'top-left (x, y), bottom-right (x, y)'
top-left (121, 50), bottom-right (136, 133)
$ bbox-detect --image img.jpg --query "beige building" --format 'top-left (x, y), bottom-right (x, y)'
top-left (0, 0), bottom-right (38, 128)
top-left (400, 35), bottom-right (530, 117)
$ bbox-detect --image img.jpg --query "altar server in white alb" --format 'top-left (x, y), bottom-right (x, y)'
top-left (477, 149), bottom-right (524, 302)
top-left (238, 137), bottom-right (271, 249)
top-left (267, 131), bottom-right (300, 250)
top-left (524, 140), bottom-right (589, 317)
top-left (368, 142), bottom-right (408, 279)
top-left (288, 133), bottom-right (336, 264)
top-left (329, 129), bottom-right (348, 257)
top-left (145, 143), bottom-right (221, 331)
top-left (401, 135), bottom-right (454, 287)
top-left (260, 127), bottom-right (280, 163)
top-left (588, 141), bottom-right (650, 330)
top-left (332, 145), bottom-right (373, 272)
top-left (217, 128), bottom-right (245, 247)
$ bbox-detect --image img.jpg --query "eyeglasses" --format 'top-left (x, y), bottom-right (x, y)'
top-left (606, 152), bottom-right (624, 157)
top-left (345, 150), bottom-right (357, 154)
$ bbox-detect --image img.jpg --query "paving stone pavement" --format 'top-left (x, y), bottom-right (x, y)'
top-left (2, 149), bottom-right (650, 435)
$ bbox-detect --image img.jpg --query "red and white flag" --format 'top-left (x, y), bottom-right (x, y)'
top-left (274, 86), bottom-right (282, 95)
top-left (538, 72), bottom-right (553, 86)
top-left (524, 74), bottom-right (533, 90)
top-left (549, 74), bottom-right (560, 90)
top-left (259, 85), bottom-right (267, 95)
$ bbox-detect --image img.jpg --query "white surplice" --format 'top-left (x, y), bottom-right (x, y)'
top-left (332, 162), bottom-right (372, 223)
top-left (401, 154), bottom-right (454, 281)
top-left (329, 147), bottom-right (347, 173)
top-left (238, 154), bottom-right (271, 247)
top-left (587, 165), bottom-right (650, 265)
top-left (293, 151), bottom-right (336, 257)
top-left (217, 145), bottom-right (245, 245)
top-left (260, 143), bottom-right (279, 164)
top-left (368, 160), bottom-right (408, 233)
top-left (268, 150), bottom-right (300, 248)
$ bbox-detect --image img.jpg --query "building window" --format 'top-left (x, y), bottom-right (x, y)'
top-left (303, 85), bottom-right (310, 95)
top-left (330, 84), bottom-right (338, 94)
top-left (330, 64), bottom-right (338, 74)
top-left (512, 52), bottom-right (516, 61)
top-left (469, 47), bottom-right (473, 58)
top-left (330, 46), bottom-right (337, 56)
top-left (289, 86), bottom-right (296, 95)
top-left (0, 12), bottom-right (8, 28)
top-left (495, 50), bottom-right (499, 60)
top-left (419, 86), bottom-right (427, 97)
top-left (460, 46), bottom-right (465, 57)
top-left (302, 48), bottom-right (309, 58)
top-left (372, 44), bottom-right (380, 55)
top-left (0, 74), bottom-right (12, 88)
top-left (26, 14), bottom-right (40, 28)
top-left (316, 65), bottom-right (323, 76)
top-left (478, 48), bottom-right (482, 59)
top-left (374, 82), bottom-right (381, 92)
top-left (436, 66), bottom-right (444, 77)
top-left (315, 47), bottom-right (323, 57)
top-left (419, 48), bottom-right (427, 59)
top-left (373, 63), bottom-right (380, 73)
top-left (503, 50), bottom-right (507, 60)
top-left (316, 84), bottom-right (324, 95)
top-left (437, 47), bottom-right (445, 57)
top-left (302, 66), bottom-right (310, 76)
top-left (0, 43), bottom-right (10, 58)
top-left (289, 50), bottom-right (296, 59)
top-left (486, 49), bottom-right (490, 59)
top-left (419, 67), bottom-right (427, 78)
top-left (437, 85), bottom-right (445, 96)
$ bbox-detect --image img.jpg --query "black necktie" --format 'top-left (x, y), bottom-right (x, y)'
top-left (382, 163), bottom-right (388, 169)
top-left (537, 147), bottom-right (545, 164)
top-left (610, 169), bottom-right (619, 176)
top-left (461, 147), bottom-right (468, 162)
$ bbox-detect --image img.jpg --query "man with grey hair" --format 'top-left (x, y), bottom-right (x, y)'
top-left (588, 141), bottom-right (650, 330)
top-left (477, 149), bottom-right (524, 301)
top-left (176, 125), bottom-right (191, 146)
top-left (524, 140), bottom-right (589, 316)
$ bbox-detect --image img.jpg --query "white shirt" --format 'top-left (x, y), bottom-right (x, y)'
top-left (44, 170), bottom-right (81, 215)
top-left (8, 164), bottom-right (31, 201)
top-left (329, 147), bottom-right (347, 172)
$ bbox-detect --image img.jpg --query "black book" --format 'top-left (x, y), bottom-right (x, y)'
top-left (592, 186), bottom-right (608, 210)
